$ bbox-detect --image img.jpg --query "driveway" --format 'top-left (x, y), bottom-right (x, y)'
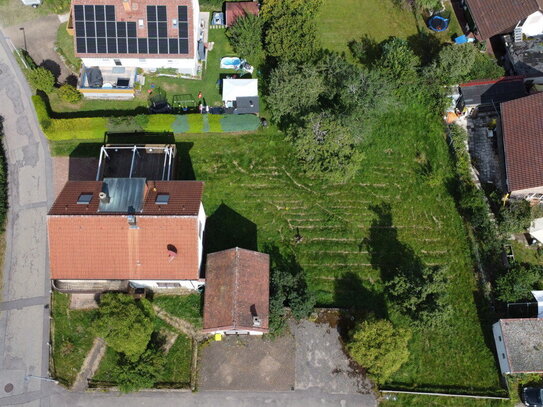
top-left (199, 334), bottom-right (295, 391)
top-left (3, 15), bottom-right (73, 83)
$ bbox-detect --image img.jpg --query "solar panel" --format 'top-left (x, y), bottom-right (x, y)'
top-left (178, 6), bottom-right (187, 22)
top-left (157, 6), bottom-right (167, 21)
top-left (74, 3), bottom-right (190, 56)
top-left (95, 5), bottom-right (105, 21)
top-left (107, 37), bottom-right (117, 53)
top-left (179, 22), bottom-right (188, 38)
top-left (96, 21), bottom-right (106, 37)
top-left (86, 22), bottom-right (95, 37)
top-left (84, 5), bottom-right (94, 20)
top-left (97, 37), bottom-right (107, 53)
top-left (117, 37), bottom-right (127, 53)
top-left (179, 38), bottom-right (188, 54)
top-left (148, 38), bottom-right (158, 53)
top-left (147, 5), bottom-right (156, 21)
top-left (86, 37), bottom-right (97, 53)
top-left (159, 38), bottom-right (168, 53)
top-left (158, 22), bottom-right (167, 37)
top-left (76, 37), bottom-right (86, 53)
top-left (117, 22), bottom-right (126, 37)
top-left (138, 38), bottom-right (148, 53)
top-left (127, 22), bottom-right (137, 37)
top-left (128, 38), bottom-right (138, 53)
top-left (148, 22), bottom-right (157, 37)
top-left (74, 5), bottom-right (84, 21)
top-left (169, 38), bottom-right (178, 54)
top-left (105, 5), bottom-right (115, 21)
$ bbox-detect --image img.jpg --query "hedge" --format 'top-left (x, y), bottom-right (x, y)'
top-left (30, 97), bottom-right (260, 139)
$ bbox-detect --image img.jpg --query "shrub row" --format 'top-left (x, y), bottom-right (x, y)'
top-left (31, 96), bottom-right (260, 139)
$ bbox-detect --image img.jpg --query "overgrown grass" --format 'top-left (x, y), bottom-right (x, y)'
top-left (159, 335), bottom-right (192, 385)
top-left (55, 22), bottom-right (81, 72)
top-left (153, 294), bottom-right (202, 329)
top-left (51, 292), bottom-right (96, 386)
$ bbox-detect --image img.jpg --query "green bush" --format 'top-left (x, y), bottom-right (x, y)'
top-left (46, 117), bottom-right (107, 140)
top-left (32, 95), bottom-right (52, 130)
top-left (496, 263), bottom-right (542, 303)
top-left (499, 199), bottom-right (532, 235)
top-left (28, 67), bottom-right (56, 94)
top-left (346, 319), bottom-right (412, 384)
top-left (57, 84), bottom-right (82, 104)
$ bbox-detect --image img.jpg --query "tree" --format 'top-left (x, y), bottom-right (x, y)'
top-left (57, 84), bottom-right (82, 104)
top-left (385, 265), bottom-right (450, 326)
top-left (27, 67), bottom-right (55, 93)
top-left (112, 348), bottom-right (165, 392)
top-left (226, 14), bottom-right (265, 67)
top-left (379, 38), bottom-right (420, 80)
top-left (261, 0), bottom-right (322, 63)
top-left (346, 319), bottom-right (412, 383)
top-left (499, 199), bottom-right (531, 235)
top-left (93, 294), bottom-right (155, 361)
top-left (291, 112), bottom-right (363, 181)
top-left (496, 264), bottom-right (542, 303)
top-left (266, 244), bottom-right (316, 333)
top-left (266, 62), bottom-right (325, 125)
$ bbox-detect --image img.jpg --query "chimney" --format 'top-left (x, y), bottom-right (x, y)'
top-left (99, 191), bottom-right (110, 204)
top-left (252, 316), bottom-right (261, 327)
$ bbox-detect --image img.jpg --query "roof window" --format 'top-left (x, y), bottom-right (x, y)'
top-left (77, 193), bottom-right (93, 204)
top-left (155, 193), bottom-right (170, 204)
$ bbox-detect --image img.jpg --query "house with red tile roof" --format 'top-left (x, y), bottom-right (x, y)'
top-left (203, 247), bottom-right (269, 335)
top-left (500, 92), bottom-right (543, 196)
top-left (70, 0), bottom-right (202, 98)
top-left (48, 145), bottom-right (206, 291)
top-left (225, 1), bottom-right (259, 27)
top-left (460, 0), bottom-right (543, 40)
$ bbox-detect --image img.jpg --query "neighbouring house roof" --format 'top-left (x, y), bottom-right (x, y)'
top-left (504, 34), bottom-right (543, 77)
top-left (465, 0), bottom-right (541, 39)
top-left (222, 79), bottom-right (258, 102)
top-left (500, 92), bottom-right (543, 192)
top-left (497, 318), bottom-right (543, 373)
top-left (203, 247), bottom-right (269, 333)
top-left (460, 77), bottom-right (526, 106)
top-left (48, 179), bottom-right (204, 280)
top-left (49, 179), bottom-right (202, 215)
top-left (225, 1), bottom-right (259, 27)
top-left (72, 0), bottom-right (195, 59)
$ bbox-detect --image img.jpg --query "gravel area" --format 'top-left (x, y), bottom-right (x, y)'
top-left (290, 319), bottom-right (374, 394)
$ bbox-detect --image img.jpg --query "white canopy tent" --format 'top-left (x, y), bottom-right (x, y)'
top-left (522, 11), bottom-right (543, 37)
top-left (222, 79), bottom-right (258, 106)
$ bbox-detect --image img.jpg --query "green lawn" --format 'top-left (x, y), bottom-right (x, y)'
top-left (49, 28), bottom-right (238, 113)
top-left (51, 292), bottom-right (97, 386)
top-left (153, 294), bottom-right (203, 329)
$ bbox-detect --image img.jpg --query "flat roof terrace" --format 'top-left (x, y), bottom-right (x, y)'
top-left (96, 144), bottom-right (176, 181)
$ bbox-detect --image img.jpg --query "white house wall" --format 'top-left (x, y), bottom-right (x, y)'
top-left (193, 0), bottom-right (200, 62)
top-left (81, 56), bottom-right (198, 75)
top-left (493, 322), bottom-right (511, 375)
top-left (197, 202), bottom-right (206, 271)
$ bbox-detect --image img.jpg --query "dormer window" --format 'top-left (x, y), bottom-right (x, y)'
top-left (77, 193), bottom-right (93, 204)
top-left (155, 194), bottom-right (170, 204)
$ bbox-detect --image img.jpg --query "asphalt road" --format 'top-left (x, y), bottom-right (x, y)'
top-left (0, 29), bottom-right (377, 407)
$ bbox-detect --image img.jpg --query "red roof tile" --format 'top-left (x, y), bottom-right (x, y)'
top-left (466, 0), bottom-right (540, 39)
top-left (203, 248), bottom-right (269, 333)
top-left (225, 1), bottom-right (259, 27)
top-left (501, 92), bottom-right (543, 192)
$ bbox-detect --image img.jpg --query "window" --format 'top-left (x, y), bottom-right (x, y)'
top-left (502, 353), bottom-right (506, 359)
top-left (156, 282), bottom-right (181, 288)
top-left (77, 193), bottom-right (93, 204)
top-left (155, 193), bottom-right (170, 204)
top-left (498, 336), bottom-right (502, 342)
top-left (114, 58), bottom-right (122, 66)
top-left (199, 221), bottom-right (203, 239)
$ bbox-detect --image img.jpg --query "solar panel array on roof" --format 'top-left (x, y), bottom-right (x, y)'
top-left (73, 4), bottom-right (189, 55)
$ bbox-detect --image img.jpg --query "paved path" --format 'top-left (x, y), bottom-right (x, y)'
top-left (71, 338), bottom-right (106, 392)
top-left (0, 27), bottom-right (377, 407)
top-left (0, 25), bottom-right (54, 407)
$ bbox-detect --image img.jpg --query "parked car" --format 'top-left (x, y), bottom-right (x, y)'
top-left (523, 387), bottom-right (543, 407)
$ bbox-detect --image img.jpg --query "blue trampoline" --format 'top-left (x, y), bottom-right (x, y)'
top-left (428, 15), bottom-right (449, 32)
